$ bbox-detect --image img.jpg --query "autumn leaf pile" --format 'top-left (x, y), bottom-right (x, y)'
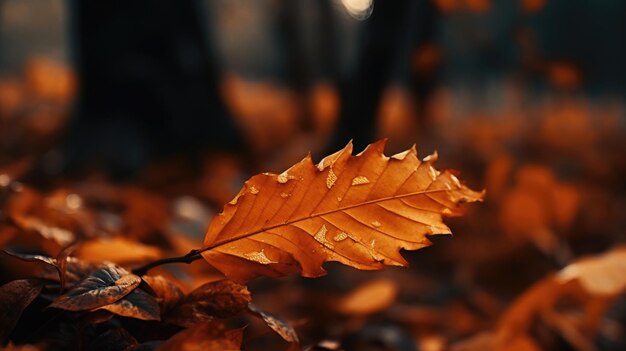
top-left (1, 140), bottom-right (483, 350)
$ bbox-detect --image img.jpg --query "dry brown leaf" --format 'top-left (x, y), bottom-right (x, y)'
top-left (557, 246), bottom-right (626, 296)
top-left (166, 279), bottom-right (250, 327)
top-left (158, 321), bottom-right (243, 351)
top-left (0, 279), bottom-right (43, 344)
top-left (4, 244), bottom-right (79, 292)
top-left (248, 303), bottom-right (299, 344)
top-left (142, 275), bottom-right (184, 312)
top-left (335, 278), bottom-right (398, 316)
top-left (49, 264), bottom-right (141, 311)
top-left (98, 288), bottom-right (161, 321)
top-left (201, 140), bottom-right (484, 282)
top-left (42, 257), bottom-right (98, 285)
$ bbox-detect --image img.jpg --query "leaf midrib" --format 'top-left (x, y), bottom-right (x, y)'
top-left (198, 188), bottom-right (448, 255)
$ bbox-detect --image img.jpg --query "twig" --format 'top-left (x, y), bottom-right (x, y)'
top-left (132, 249), bottom-right (203, 276)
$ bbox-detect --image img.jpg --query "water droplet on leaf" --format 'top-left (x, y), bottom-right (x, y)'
top-left (326, 169), bottom-right (337, 189)
top-left (351, 176), bottom-right (370, 185)
top-left (244, 250), bottom-right (274, 264)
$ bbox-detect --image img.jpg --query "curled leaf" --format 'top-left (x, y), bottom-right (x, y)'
top-left (248, 303), bottom-right (299, 344)
top-left (49, 264), bottom-right (141, 311)
top-left (3, 250), bottom-right (57, 267)
top-left (201, 140), bottom-right (484, 281)
top-left (4, 249), bottom-right (98, 286)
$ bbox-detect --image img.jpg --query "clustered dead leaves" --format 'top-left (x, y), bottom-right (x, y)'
top-left (1, 140), bottom-right (483, 350)
top-left (0, 177), bottom-right (296, 350)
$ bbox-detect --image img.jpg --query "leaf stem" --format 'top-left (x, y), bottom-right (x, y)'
top-left (132, 249), bottom-right (203, 276)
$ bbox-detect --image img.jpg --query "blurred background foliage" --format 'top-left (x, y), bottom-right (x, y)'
top-left (1, 1), bottom-right (626, 350)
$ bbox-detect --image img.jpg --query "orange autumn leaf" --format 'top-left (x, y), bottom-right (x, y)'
top-left (336, 278), bottom-right (398, 316)
top-left (201, 140), bottom-right (484, 282)
top-left (557, 246), bottom-right (626, 296)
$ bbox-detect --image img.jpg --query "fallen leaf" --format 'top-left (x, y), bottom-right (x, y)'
top-left (557, 246), bottom-right (626, 296)
top-left (10, 215), bottom-right (75, 248)
top-left (55, 243), bottom-right (79, 292)
top-left (4, 250), bottom-right (98, 286)
top-left (75, 237), bottom-right (162, 264)
top-left (98, 288), bottom-right (161, 321)
top-left (46, 257), bottom-right (99, 284)
top-left (248, 303), bottom-right (299, 344)
top-left (336, 278), bottom-right (398, 316)
top-left (142, 275), bottom-right (184, 313)
top-left (49, 264), bottom-right (141, 311)
top-left (158, 321), bottom-right (243, 351)
top-left (3, 250), bottom-right (57, 267)
top-left (201, 140), bottom-right (484, 281)
top-left (166, 279), bottom-right (250, 327)
top-left (0, 279), bottom-right (43, 344)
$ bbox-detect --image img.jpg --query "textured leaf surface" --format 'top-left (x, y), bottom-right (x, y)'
top-left (98, 288), bottom-right (161, 321)
top-left (248, 303), bottom-right (299, 344)
top-left (166, 279), bottom-right (250, 327)
top-left (49, 264), bottom-right (141, 311)
top-left (202, 140), bottom-right (484, 281)
top-left (142, 275), bottom-right (184, 313)
top-left (0, 279), bottom-right (43, 344)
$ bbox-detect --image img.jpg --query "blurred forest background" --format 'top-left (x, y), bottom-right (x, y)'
top-left (1, 0), bottom-right (626, 350)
